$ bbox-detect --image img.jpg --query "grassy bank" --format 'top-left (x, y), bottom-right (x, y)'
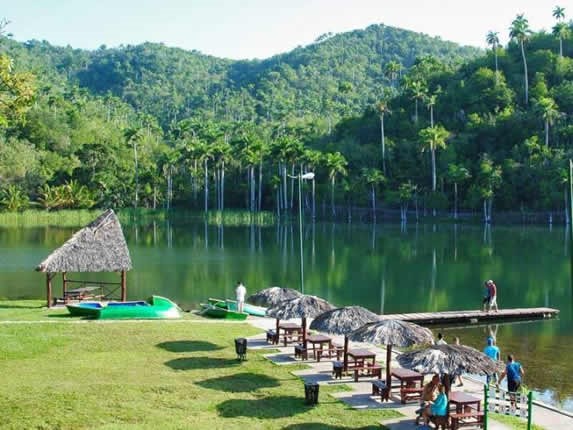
top-left (0, 303), bottom-right (399, 429)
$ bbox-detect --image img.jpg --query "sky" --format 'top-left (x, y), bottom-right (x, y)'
top-left (2, 0), bottom-right (566, 60)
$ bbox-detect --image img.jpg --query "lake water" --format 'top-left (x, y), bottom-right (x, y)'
top-left (1, 219), bottom-right (572, 411)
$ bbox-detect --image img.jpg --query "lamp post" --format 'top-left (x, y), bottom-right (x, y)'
top-left (289, 172), bottom-right (315, 293)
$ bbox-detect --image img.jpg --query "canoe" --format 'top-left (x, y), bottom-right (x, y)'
top-left (66, 296), bottom-right (182, 320)
top-left (207, 297), bottom-right (267, 317)
top-left (200, 303), bottom-right (248, 320)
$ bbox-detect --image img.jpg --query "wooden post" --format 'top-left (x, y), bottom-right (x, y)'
top-left (302, 316), bottom-right (307, 349)
top-left (386, 344), bottom-right (393, 385)
top-left (343, 336), bottom-right (349, 372)
top-left (275, 318), bottom-right (280, 345)
top-left (121, 270), bottom-right (127, 301)
top-left (46, 273), bottom-right (53, 308)
top-left (62, 272), bottom-right (67, 297)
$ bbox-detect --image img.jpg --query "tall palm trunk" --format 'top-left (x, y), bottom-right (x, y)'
top-left (371, 184), bottom-right (376, 222)
top-left (545, 119), bottom-right (550, 147)
top-left (520, 41), bottom-right (529, 105)
top-left (380, 114), bottom-right (386, 175)
top-left (453, 182), bottom-right (459, 219)
top-left (331, 177), bottom-right (336, 217)
top-left (431, 148), bottom-right (437, 191)
top-left (204, 159), bottom-right (208, 215)
top-left (258, 161), bottom-right (263, 212)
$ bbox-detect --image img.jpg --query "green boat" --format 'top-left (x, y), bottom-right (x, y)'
top-left (201, 303), bottom-right (248, 320)
top-left (207, 297), bottom-right (267, 317)
top-left (66, 296), bottom-right (182, 320)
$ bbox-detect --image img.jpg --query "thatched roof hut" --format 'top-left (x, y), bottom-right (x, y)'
top-left (247, 287), bottom-right (302, 307)
top-left (309, 306), bottom-right (380, 334)
top-left (36, 209), bottom-right (132, 307)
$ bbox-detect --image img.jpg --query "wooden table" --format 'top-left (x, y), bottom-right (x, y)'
top-left (391, 368), bottom-right (424, 404)
top-left (306, 334), bottom-right (332, 359)
top-left (449, 391), bottom-right (484, 430)
top-left (347, 349), bottom-right (381, 381)
top-left (449, 391), bottom-right (481, 413)
top-left (278, 322), bottom-right (303, 346)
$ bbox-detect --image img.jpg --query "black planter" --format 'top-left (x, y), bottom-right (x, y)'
top-left (234, 338), bottom-right (247, 361)
top-left (304, 382), bottom-right (319, 405)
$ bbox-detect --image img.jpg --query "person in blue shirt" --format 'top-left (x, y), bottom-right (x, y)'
top-left (484, 336), bottom-right (500, 384)
top-left (421, 383), bottom-right (448, 425)
top-left (498, 354), bottom-right (525, 406)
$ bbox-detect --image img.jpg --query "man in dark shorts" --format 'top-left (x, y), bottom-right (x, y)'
top-left (498, 354), bottom-right (525, 405)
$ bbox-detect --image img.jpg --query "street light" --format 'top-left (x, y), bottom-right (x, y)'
top-left (288, 172), bottom-right (315, 293)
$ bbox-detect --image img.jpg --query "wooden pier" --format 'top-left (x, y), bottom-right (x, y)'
top-left (379, 307), bottom-right (559, 326)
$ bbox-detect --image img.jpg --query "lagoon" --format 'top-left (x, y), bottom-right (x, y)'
top-left (1, 218), bottom-right (572, 411)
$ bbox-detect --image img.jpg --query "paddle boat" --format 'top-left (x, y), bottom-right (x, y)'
top-left (66, 295), bottom-right (182, 319)
top-left (200, 303), bottom-right (248, 320)
top-left (207, 297), bottom-right (267, 317)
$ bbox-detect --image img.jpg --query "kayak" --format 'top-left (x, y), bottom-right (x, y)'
top-left (66, 296), bottom-right (182, 320)
top-left (200, 303), bottom-right (248, 320)
top-left (207, 297), bottom-right (267, 317)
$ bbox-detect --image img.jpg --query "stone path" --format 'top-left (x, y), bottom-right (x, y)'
top-left (247, 316), bottom-right (573, 429)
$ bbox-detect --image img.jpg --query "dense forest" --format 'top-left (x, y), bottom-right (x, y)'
top-left (0, 9), bottom-right (572, 222)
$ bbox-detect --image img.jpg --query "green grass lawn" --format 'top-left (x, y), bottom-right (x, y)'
top-left (0, 302), bottom-right (400, 429)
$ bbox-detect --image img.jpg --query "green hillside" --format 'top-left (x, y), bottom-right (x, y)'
top-left (0, 13), bottom-right (572, 221)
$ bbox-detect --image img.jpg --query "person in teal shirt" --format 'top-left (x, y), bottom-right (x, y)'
top-left (421, 383), bottom-right (448, 424)
top-left (484, 336), bottom-right (500, 384)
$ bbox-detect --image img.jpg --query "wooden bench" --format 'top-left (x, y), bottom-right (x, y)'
top-left (399, 386), bottom-right (424, 404)
top-left (429, 415), bottom-right (450, 429)
top-left (450, 411), bottom-right (484, 429)
top-left (315, 344), bottom-right (344, 362)
top-left (371, 379), bottom-right (390, 402)
top-left (266, 330), bottom-right (278, 344)
top-left (353, 364), bottom-right (382, 382)
top-left (294, 344), bottom-right (308, 360)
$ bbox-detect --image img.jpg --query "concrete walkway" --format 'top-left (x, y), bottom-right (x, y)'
top-left (246, 316), bottom-right (573, 429)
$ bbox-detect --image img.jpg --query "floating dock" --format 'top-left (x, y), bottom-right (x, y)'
top-left (379, 307), bottom-right (559, 326)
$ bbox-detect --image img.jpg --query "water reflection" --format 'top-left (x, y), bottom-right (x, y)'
top-left (1, 220), bottom-right (572, 411)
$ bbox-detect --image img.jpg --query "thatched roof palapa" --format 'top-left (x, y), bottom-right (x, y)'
top-left (348, 320), bottom-right (434, 347)
top-left (36, 209), bottom-right (132, 273)
top-left (266, 294), bottom-right (334, 320)
top-left (247, 286), bottom-right (302, 307)
top-left (397, 344), bottom-right (503, 376)
top-left (309, 306), bottom-right (380, 335)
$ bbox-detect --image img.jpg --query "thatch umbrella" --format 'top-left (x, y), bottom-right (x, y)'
top-left (267, 295), bottom-right (335, 347)
top-left (309, 306), bottom-right (380, 371)
top-left (246, 287), bottom-right (302, 307)
top-left (397, 344), bottom-right (503, 394)
top-left (348, 320), bottom-right (434, 385)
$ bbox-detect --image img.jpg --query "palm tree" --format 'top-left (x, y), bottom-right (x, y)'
top-left (376, 100), bottom-right (391, 175)
top-left (486, 31), bottom-right (500, 84)
top-left (446, 164), bottom-right (471, 219)
top-left (362, 168), bottom-right (385, 222)
top-left (124, 127), bottom-right (144, 209)
top-left (419, 125), bottom-right (450, 192)
top-left (324, 152), bottom-right (348, 217)
top-left (409, 80), bottom-right (427, 123)
top-left (553, 5), bottom-right (566, 21)
top-left (425, 91), bottom-right (438, 127)
top-left (535, 96), bottom-right (560, 146)
top-left (509, 14), bottom-right (532, 105)
top-left (553, 22), bottom-right (570, 57)
top-left (384, 61), bottom-right (402, 88)
top-left (475, 154), bottom-right (502, 223)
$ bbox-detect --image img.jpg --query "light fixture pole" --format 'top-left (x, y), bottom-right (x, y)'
top-left (289, 172), bottom-right (314, 294)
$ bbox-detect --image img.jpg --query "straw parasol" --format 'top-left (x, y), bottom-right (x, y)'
top-left (309, 306), bottom-right (380, 371)
top-left (246, 287), bottom-right (302, 307)
top-left (397, 344), bottom-right (503, 394)
top-left (348, 320), bottom-right (434, 385)
top-left (266, 294), bottom-right (335, 347)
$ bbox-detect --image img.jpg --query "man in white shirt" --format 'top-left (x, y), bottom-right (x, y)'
top-left (235, 281), bottom-right (246, 313)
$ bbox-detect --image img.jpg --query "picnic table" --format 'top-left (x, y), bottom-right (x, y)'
top-left (347, 349), bottom-right (381, 381)
top-left (449, 391), bottom-right (484, 429)
top-left (306, 334), bottom-right (332, 360)
top-left (278, 322), bottom-right (303, 346)
top-left (63, 286), bottom-right (103, 303)
top-left (391, 368), bottom-right (424, 404)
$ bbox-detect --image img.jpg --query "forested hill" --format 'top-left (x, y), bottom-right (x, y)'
top-left (4, 24), bottom-right (481, 126)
